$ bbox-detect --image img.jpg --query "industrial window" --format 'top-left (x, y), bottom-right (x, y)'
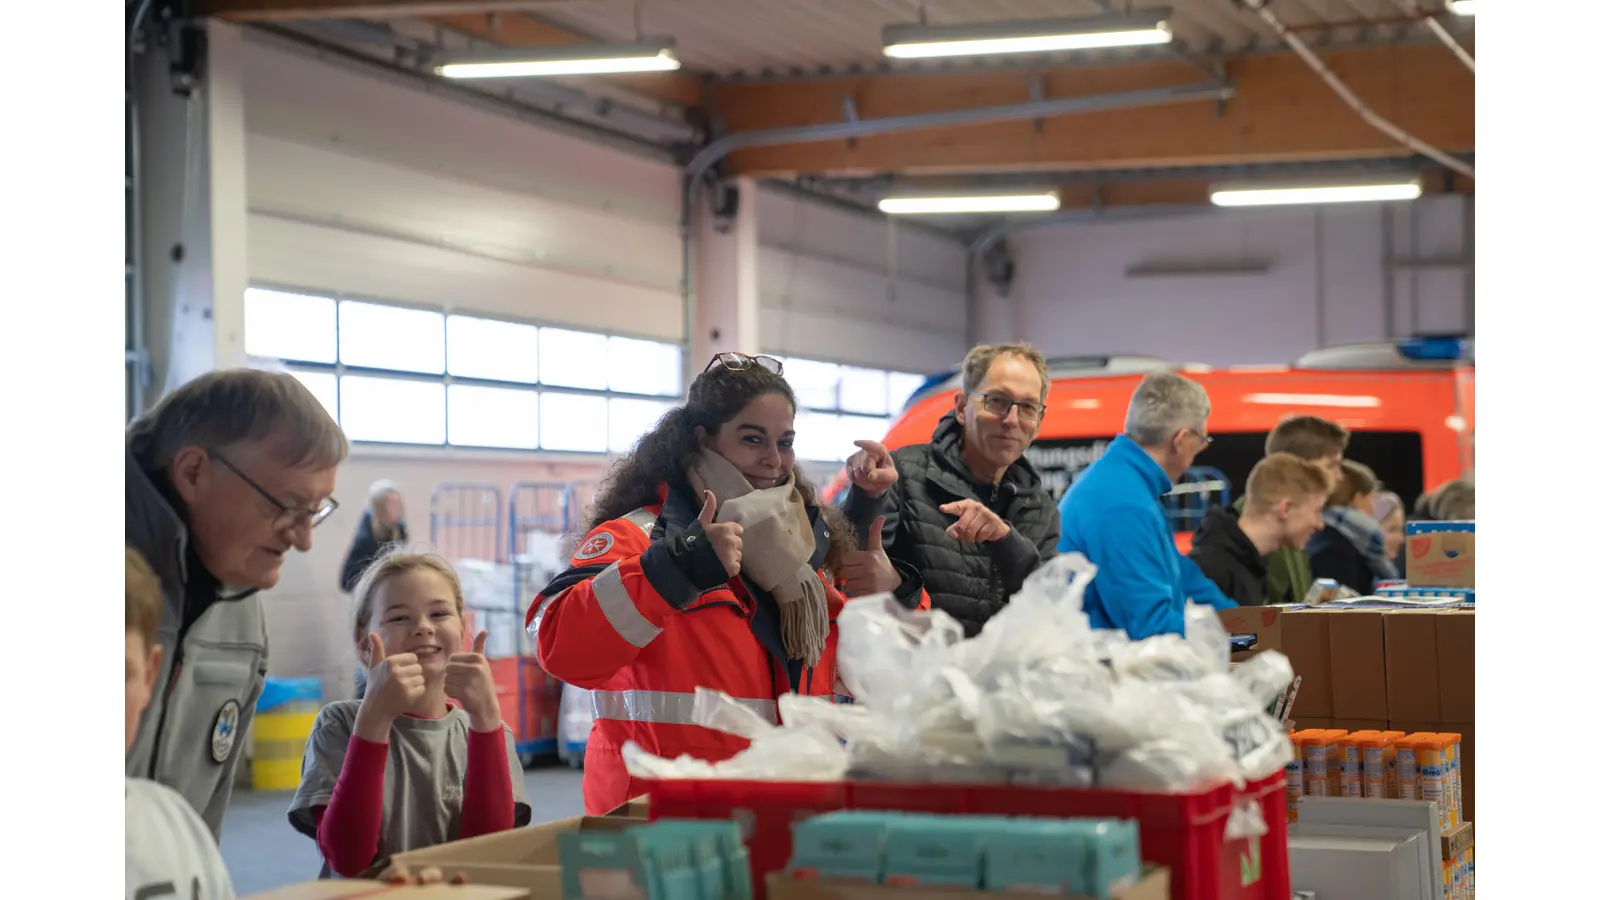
top-left (446, 315), bottom-right (540, 384)
top-left (247, 286), bottom-right (684, 453)
top-left (245, 289), bottom-right (338, 364)
top-left (339, 376), bottom-right (447, 445)
top-left (609, 397), bottom-right (674, 453)
top-left (339, 301), bottom-right (446, 374)
top-left (446, 384), bottom-right (540, 450)
top-left (539, 392), bottom-right (609, 453)
top-left (773, 355), bottom-right (932, 463)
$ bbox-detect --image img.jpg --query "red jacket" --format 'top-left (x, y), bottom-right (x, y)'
top-left (526, 482), bottom-right (929, 814)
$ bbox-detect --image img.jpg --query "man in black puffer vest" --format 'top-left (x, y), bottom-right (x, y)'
top-left (839, 344), bottom-right (1060, 636)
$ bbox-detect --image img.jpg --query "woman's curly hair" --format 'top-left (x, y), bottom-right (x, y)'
top-left (587, 361), bottom-right (856, 573)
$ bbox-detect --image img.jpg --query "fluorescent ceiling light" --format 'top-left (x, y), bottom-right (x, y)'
top-left (883, 13), bottom-right (1172, 60)
top-left (878, 193), bottom-right (1061, 215)
top-left (1446, 0), bottom-right (1476, 15)
top-left (434, 41), bottom-right (680, 79)
top-left (1210, 180), bottom-right (1422, 208)
top-left (1242, 393), bottom-right (1382, 408)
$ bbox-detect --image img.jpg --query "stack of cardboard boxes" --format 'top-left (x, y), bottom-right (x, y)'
top-left (1219, 520), bottom-right (1475, 821)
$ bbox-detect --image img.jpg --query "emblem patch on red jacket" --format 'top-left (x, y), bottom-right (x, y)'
top-left (574, 531), bottom-right (615, 561)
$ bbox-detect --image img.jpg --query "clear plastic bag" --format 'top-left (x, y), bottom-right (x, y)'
top-left (622, 688), bottom-right (849, 782)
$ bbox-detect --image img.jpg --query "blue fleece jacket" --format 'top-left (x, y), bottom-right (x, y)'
top-left (1056, 435), bottom-right (1235, 639)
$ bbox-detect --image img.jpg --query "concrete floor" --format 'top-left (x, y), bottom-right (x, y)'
top-left (219, 767), bottom-right (587, 895)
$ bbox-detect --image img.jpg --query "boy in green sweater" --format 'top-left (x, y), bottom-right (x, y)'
top-left (1232, 416), bottom-right (1349, 604)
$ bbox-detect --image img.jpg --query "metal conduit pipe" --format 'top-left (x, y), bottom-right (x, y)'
top-left (683, 81), bottom-right (1233, 184)
top-left (1398, 0), bottom-right (1475, 72)
top-left (1239, 0), bottom-right (1474, 179)
top-left (128, 0), bottom-right (155, 417)
top-left (676, 81), bottom-right (1234, 357)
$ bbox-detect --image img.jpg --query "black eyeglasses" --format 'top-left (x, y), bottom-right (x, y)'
top-left (210, 450), bottom-right (339, 531)
top-left (969, 391), bottom-right (1046, 424)
top-left (704, 352), bottom-right (783, 376)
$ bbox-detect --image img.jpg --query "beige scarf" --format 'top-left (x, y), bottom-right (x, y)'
top-left (686, 450), bottom-right (829, 668)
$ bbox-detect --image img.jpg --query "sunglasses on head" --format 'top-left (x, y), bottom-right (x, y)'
top-left (703, 352), bottom-right (783, 376)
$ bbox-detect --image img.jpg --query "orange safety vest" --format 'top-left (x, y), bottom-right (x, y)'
top-left (526, 482), bottom-right (929, 815)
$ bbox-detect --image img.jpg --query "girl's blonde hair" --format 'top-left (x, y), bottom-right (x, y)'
top-left (349, 549), bottom-right (465, 645)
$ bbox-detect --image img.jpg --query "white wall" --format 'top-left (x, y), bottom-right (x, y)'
top-left (754, 187), bottom-right (970, 372)
top-left (237, 32), bottom-right (676, 692)
top-left (240, 32), bottom-right (685, 340)
top-left (999, 195), bottom-right (1474, 366)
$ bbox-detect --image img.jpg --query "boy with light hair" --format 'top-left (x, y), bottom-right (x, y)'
top-left (1191, 454), bottom-right (1332, 607)
top-left (1235, 415), bottom-right (1351, 605)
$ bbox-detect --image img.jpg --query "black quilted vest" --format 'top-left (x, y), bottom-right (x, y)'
top-left (843, 414), bottom-right (1061, 636)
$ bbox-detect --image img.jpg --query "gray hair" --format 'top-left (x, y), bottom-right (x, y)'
top-left (1125, 371), bottom-right (1211, 447)
top-left (127, 368), bottom-right (349, 472)
top-left (368, 479), bottom-right (401, 506)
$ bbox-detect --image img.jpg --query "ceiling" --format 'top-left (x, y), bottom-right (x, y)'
top-left (197, 0), bottom-right (1475, 237)
top-left (526, 0), bottom-right (1471, 81)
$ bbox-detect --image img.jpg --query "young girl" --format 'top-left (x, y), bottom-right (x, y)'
top-left (527, 352), bottom-right (930, 816)
top-left (290, 551), bottom-right (531, 877)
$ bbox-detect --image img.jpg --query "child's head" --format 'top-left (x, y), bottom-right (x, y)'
top-left (1265, 415), bottom-right (1349, 487)
top-left (351, 550), bottom-right (466, 677)
top-left (1243, 453), bottom-right (1332, 552)
top-left (1326, 459), bottom-right (1380, 516)
top-left (126, 547), bottom-right (164, 756)
top-left (1373, 491), bottom-right (1406, 559)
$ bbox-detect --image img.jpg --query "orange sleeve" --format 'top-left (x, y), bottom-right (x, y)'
top-left (526, 519), bottom-right (699, 688)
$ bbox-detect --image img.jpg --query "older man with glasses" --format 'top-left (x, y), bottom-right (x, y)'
top-left (840, 343), bottom-right (1060, 637)
top-left (1056, 371), bottom-right (1235, 641)
top-left (126, 368), bottom-right (347, 838)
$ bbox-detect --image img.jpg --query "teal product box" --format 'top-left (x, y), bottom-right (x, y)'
top-left (984, 818), bottom-right (1140, 899)
top-left (788, 812), bottom-right (897, 884)
top-left (559, 822), bottom-right (720, 900)
top-left (879, 815), bottom-right (1008, 889)
top-left (557, 826), bottom-right (657, 900)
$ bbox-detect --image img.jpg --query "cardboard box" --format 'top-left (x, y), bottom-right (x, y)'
top-left (1219, 607), bottom-right (1334, 719)
top-left (243, 883), bottom-right (530, 899)
top-left (1326, 611), bottom-right (1389, 721)
top-left (1405, 522), bottom-right (1475, 589)
top-left (1442, 821), bottom-right (1474, 860)
top-left (604, 795), bottom-right (650, 818)
top-left (1383, 610), bottom-right (1474, 723)
top-left (384, 815), bottom-right (645, 896)
top-left (766, 866), bottom-right (1171, 900)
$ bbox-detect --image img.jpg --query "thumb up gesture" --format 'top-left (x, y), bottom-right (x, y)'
top-left (445, 631), bottom-right (502, 733)
top-left (698, 491), bottom-right (744, 579)
top-left (354, 633), bottom-right (425, 741)
top-left (838, 516), bottom-right (902, 598)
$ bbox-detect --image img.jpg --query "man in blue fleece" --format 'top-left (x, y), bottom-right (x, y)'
top-left (1057, 371), bottom-right (1235, 639)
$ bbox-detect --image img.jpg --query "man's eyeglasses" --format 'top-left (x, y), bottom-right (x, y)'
top-left (704, 352), bottom-right (783, 376)
top-left (970, 392), bottom-right (1046, 424)
top-left (210, 450), bottom-right (339, 531)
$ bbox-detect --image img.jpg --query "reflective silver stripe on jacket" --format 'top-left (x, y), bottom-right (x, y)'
top-left (528, 509), bottom-right (658, 641)
top-left (591, 689), bottom-right (779, 726)
top-left (621, 509), bottom-right (657, 535)
top-left (593, 562), bottom-right (663, 648)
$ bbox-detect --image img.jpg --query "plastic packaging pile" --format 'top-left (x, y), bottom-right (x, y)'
top-left (622, 554), bottom-right (1295, 798)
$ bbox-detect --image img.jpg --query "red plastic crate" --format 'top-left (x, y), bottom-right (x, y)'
top-left (644, 772), bottom-right (1289, 900)
top-left (487, 657), bottom-right (561, 750)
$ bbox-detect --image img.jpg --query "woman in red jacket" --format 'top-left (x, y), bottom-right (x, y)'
top-left (526, 352), bottom-right (929, 814)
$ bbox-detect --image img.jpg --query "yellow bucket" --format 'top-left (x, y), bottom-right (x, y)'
top-left (252, 710), bottom-right (318, 791)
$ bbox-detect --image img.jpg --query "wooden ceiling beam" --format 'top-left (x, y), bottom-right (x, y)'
top-left (708, 44), bottom-right (1473, 178)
